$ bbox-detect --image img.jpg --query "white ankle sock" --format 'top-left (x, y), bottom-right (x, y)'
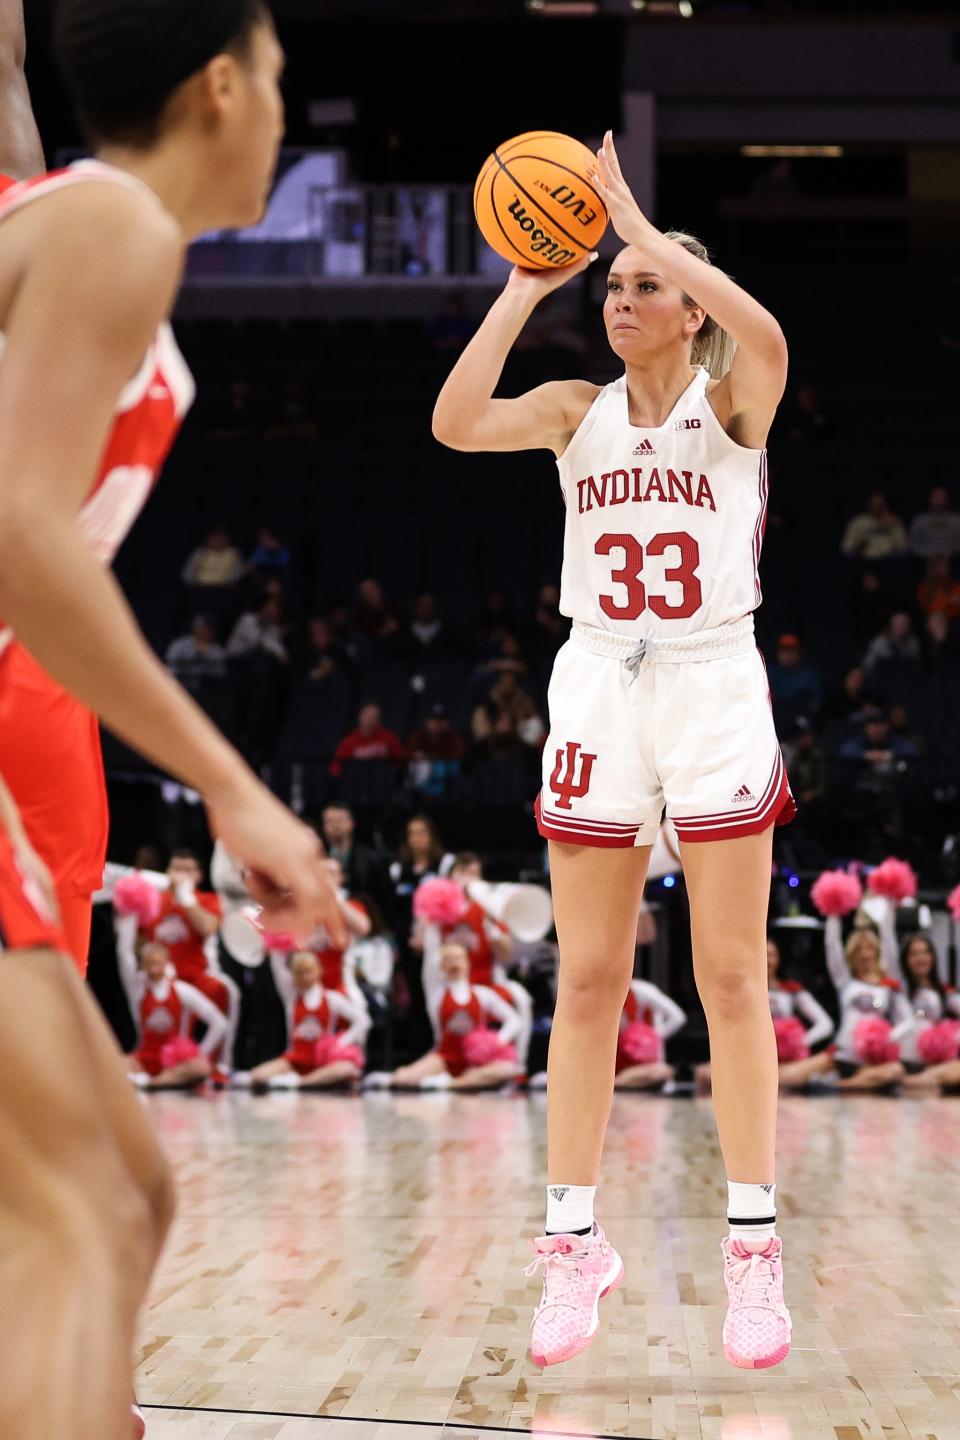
top-left (727, 1181), bottom-right (777, 1241)
top-left (545, 1184), bottom-right (596, 1236)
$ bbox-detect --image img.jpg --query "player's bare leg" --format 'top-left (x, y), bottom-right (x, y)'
top-left (546, 841), bottom-right (652, 1183)
top-left (0, 947), bottom-right (173, 1440)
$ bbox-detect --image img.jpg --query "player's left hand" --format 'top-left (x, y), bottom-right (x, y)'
top-left (13, 830), bottom-right (61, 929)
top-left (594, 131), bottom-right (653, 247)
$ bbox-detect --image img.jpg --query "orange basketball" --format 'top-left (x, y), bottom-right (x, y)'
top-left (474, 131), bottom-right (608, 271)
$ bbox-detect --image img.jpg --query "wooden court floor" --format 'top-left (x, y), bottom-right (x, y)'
top-left (138, 1089), bottom-right (960, 1440)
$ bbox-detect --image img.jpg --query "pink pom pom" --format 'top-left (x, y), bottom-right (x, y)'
top-left (853, 1016), bottom-right (900, 1065)
top-left (159, 1036), bottom-right (201, 1069)
top-left (413, 877), bottom-right (468, 928)
top-left (867, 857), bottom-right (918, 901)
top-left (462, 1028), bottom-right (517, 1067)
top-left (618, 1021), bottom-right (661, 1066)
top-left (917, 1019), bottom-right (960, 1067)
top-left (114, 873), bottom-right (163, 927)
top-left (313, 1037), bottom-right (364, 1070)
top-left (773, 1016), bottom-right (810, 1063)
top-left (947, 885), bottom-right (960, 921)
top-left (810, 869), bottom-right (863, 917)
top-left (262, 929), bottom-right (298, 953)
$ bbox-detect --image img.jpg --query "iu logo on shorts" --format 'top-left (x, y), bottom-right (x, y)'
top-left (550, 741), bottom-right (597, 810)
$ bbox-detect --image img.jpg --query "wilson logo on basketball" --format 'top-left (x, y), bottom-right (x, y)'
top-left (506, 199), bottom-right (576, 266)
top-left (550, 741), bottom-right (597, 810)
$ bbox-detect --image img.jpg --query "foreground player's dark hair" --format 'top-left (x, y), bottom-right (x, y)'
top-left (54, 0), bottom-right (270, 147)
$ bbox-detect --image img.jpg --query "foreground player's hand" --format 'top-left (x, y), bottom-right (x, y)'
top-left (506, 250), bottom-right (597, 299)
top-left (13, 829), bottom-right (61, 929)
top-left (593, 131), bottom-right (652, 247)
top-left (206, 779), bottom-right (348, 947)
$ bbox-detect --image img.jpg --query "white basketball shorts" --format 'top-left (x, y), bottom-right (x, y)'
top-left (536, 617), bottom-right (796, 848)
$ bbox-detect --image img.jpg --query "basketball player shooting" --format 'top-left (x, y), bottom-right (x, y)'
top-left (435, 131), bottom-right (794, 1371)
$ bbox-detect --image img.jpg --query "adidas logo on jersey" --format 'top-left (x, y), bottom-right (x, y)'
top-left (732, 785), bottom-right (756, 804)
top-left (632, 438), bottom-right (656, 456)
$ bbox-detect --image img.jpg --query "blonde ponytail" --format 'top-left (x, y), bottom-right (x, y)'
top-left (663, 230), bottom-right (737, 379)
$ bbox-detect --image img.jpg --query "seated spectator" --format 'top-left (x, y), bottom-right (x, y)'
top-left (888, 703), bottom-right (924, 756)
top-left (838, 711), bottom-right (918, 766)
top-left (924, 610), bottom-right (960, 667)
top-left (429, 292), bottom-right (475, 352)
top-left (782, 718), bottom-right (826, 808)
top-left (408, 704), bottom-right (466, 800)
top-left (320, 803), bottom-right (395, 925)
top-left (248, 526), bottom-right (293, 581)
top-left (527, 584), bottom-right (567, 658)
top-left (474, 632), bottom-right (530, 691)
top-left (917, 554), bottom-right (960, 619)
top-left (181, 525), bottom-right (244, 589)
top-left (472, 673), bottom-right (545, 760)
top-left (841, 492), bottom-right (908, 563)
top-left (784, 380), bottom-right (832, 443)
top-left (823, 665), bottom-right (880, 727)
top-left (863, 611), bottom-right (922, 672)
top-left (767, 634), bottom-right (822, 732)
top-left (330, 703), bottom-right (407, 777)
top-left (353, 577), bottom-right (401, 649)
top-left (406, 593), bottom-right (456, 657)
top-left (909, 486), bottom-right (960, 558)
top-left (298, 616), bottom-right (350, 681)
top-left (165, 616), bottom-right (227, 694)
top-left (227, 593), bottom-right (289, 663)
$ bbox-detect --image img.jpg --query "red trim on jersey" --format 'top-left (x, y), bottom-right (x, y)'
top-left (536, 795), bottom-right (640, 848)
top-left (674, 755), bottom-right (796, 843)
top-left (752, 452), bottom-right (769, 608)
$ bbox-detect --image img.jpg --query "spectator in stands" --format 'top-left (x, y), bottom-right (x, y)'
top-left (320, 803), bottom-right (394, 926)
top-left (917, 554), bottom-right (960, 620)
top-left (297, 616), bottom-right (351, 681)
top-left (767, 634), bottom-right (823, 732)
top-left (353, 578), bottom-right (401, 649)
top-left (408, 704), bottom-right (465, 800)
top-left (527, 583), bottom-right (567, 658)
top-left (165, 616), bottom-right (227, 694)
top-left (472, 673), bottom-right (545, 760)
top-left (474, 632), bottom-right (530, 691)
top-left (248, 526), bottom-right (293, 582)
top-left (181, 525), bottom-right (244, 589)
top-left (782, 718), bottom-right (825, 809)
top-left (390, 815), bottom-right (454, 1055)
top-left (405, 593), bottom-right (455, 657)
top-left (838, 711), bottom-right (918, 766)
top-left (924, 610), bottom-right (960, 667)
top-left (863, 611), bottom-right (922, 672)
top-left (841, 492), bottom-right (908, 562)
top-left (909, 486), bottom-right (960, 559)
top-left (330, 702), bottom-right (407, 778)
top-left (823, 665), bottom-right (879, 727)
top-left (227, 593), bottom-right (289, 663)
top-left (785, 380), bottom-right (832, 443)
top-left (429, 292), bottom-right (475, 352)
top-left (888, 703), bottom-right (923, 757)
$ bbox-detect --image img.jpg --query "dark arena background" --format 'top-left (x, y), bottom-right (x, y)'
top-left (17, 1), bottom-right (960, 1437)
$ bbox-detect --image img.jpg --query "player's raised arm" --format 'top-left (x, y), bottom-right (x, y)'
top-left (432, 257), bottom-right (599, 457)
top-left (0, 0), bottom-right (43, 178)
top-left (0, 187), bottom-right (345, 946)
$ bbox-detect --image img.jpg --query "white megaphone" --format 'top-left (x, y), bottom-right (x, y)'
top-left (219, 906), bottom-right (268, 968)
top-left (465, 879), bottom-right (554, 944)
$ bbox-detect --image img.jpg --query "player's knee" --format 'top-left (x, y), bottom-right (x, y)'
top-left (696, 946), bottom-right (766, 1020)
top-left (556, 958), bottom-right (631, 1017)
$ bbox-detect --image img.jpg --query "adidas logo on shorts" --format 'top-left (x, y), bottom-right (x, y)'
top-left (632, 437), bottom-right (656, 456)
top-left (732, 785), bottom-right (755, 804)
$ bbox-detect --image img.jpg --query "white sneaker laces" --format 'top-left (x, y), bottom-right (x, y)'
top-left (728, 1250), bottom-right (777, 1309)
top-left (524, 1249), bottom-right (587, 1310)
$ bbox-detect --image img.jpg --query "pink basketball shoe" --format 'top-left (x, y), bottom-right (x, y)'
top-left (524, 1224), bottom-right (623, 1367)
top-left (721, 1235), bottom-right (792, 1369)
top-left (131, 1401), bottom-right (146, 1439)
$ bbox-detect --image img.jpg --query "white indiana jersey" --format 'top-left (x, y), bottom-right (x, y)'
top-left (557, 366), bottom-right (767, 638)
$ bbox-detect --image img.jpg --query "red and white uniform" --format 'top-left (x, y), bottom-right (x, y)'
top-left (878, 916), bottom-right (960, 1066)
top-left (0, 829), bottom-right (68, 954)
top-left (304, 900), bottom-right (368, 1007)
top-left (768, 979), bottom-right (834, 1048)
top-left (536, 366), bottom-right (795, 848)
top-left (0, 163), bottom-right (194, 925)
top-left (824, 916), bottom-right (915, 1064)
top-left (615, 978), bottom-right (686, 1073)
top-left (428, 979), bottom-right (521, 1078)
top-left (134, 976), bottom-right (227, 1077)
top-left (269, 952), bottom-right (370, 1074)
top-left (143, 890), bottom-right (222, 987)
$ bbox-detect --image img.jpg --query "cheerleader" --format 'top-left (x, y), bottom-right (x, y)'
top-left (245, 949), bottom-right (370, 1090)
top-left (301, 857), bottom-right (371, 1010)
top-left (821, 914), bottom-right (913, 1090)
top-left (885, 930), bottom-right (960, 1091)
top-left (122, 940), bottom-right (228, 1089)
top-left (386, 940), bottom-right (522, 1090)
top-left (614, 978), bottom-right (686, 1091)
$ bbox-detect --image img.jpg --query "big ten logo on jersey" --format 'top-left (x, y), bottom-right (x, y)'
top-left (674, 417), bottom-right (702, 430)
top-left (532, 179), bottom-right (602, 230)
top-left (550, 741), bottom-right (597, 811)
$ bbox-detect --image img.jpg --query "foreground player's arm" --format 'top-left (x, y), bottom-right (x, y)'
top-left (432, 261), bottom-right (598, 455)
top-left (594, 132), bottom-right (788, 446)
top-left (0, 0), bottom-right (43, 179)
top-left (793, 989), bottom-right (834, 1048)
top-left (0, 188), bottom-right (345, 945)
